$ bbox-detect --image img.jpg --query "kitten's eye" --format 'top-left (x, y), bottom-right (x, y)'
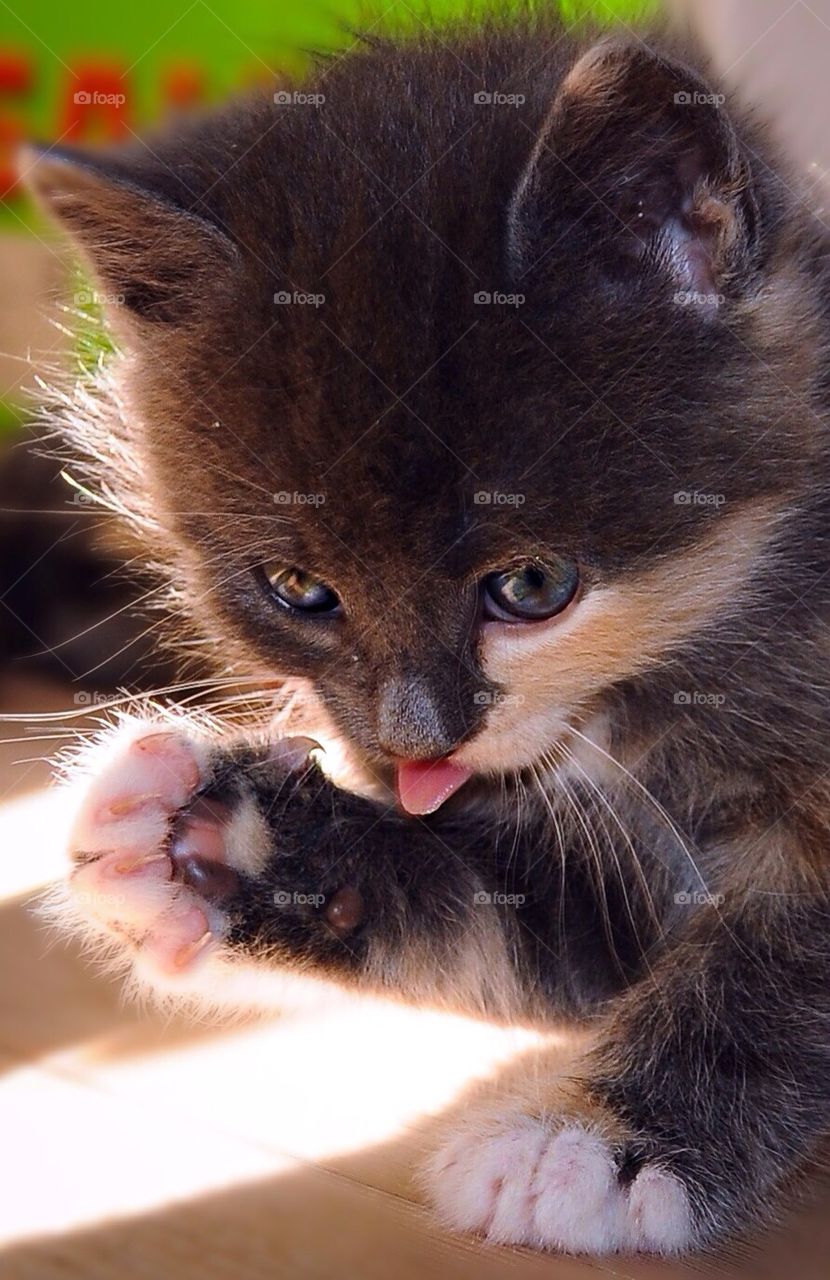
top-left (482, 558), bottom-right (579, 622)
top-left (259, 564), bottom-right (341, 615)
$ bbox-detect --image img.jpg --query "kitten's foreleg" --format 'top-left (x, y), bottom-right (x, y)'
top-left (59, 717), bottom-right (525, 1016)
top-left (428, 885), bottom-right (830, 1252)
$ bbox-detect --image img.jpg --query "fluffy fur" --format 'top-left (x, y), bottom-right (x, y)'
top-left (23, 10), bottom-right (830, 1256)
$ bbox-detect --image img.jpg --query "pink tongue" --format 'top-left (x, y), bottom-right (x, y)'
top-left (396, 760), bottom-right (474, 816)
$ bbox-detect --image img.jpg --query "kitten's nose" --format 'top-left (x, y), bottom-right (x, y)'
top-left (376, 674), bottom-right (464, 760)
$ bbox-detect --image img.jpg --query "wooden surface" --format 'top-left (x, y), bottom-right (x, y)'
top-left (2, 677), bottom-right (829, 1279)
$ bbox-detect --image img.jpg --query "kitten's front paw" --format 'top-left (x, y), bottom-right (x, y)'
top-left (427, 1100), bottom-right (693, 1255)
top-left (62, 721), bottom-right (260, 983)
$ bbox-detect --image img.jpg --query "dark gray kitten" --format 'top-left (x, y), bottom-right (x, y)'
top-left (25, 12), bottom-right (830, 1256)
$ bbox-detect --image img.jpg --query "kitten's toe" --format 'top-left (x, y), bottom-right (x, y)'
top-left (71, 847), bottom-right (220, 975)
top-left (529, 1126), bottom-right (629, 1252)
top-left (68, 725), bottom-right (209, 861)
top-left (427, 1115), bottom-right (550, 1245)
top-left (428, 1112), bottom-right (693, 1255)
top-left (626, 1164), bottom-right (694, 1253)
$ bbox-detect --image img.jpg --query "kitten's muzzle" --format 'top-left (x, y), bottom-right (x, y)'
top-left (375, 673), bottom-right (475, 761)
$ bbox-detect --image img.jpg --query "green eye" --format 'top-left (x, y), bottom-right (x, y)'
top-left (482, 558), bottom-right (579, 622)
top-left (260, 564), bottom-right (340, 615)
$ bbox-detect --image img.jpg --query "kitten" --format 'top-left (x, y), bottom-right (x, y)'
top-left (23, 11), bottom-right (830, 1256)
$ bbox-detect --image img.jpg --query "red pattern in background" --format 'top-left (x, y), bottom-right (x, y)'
top-left (0, 51), bottom-right (208, 201)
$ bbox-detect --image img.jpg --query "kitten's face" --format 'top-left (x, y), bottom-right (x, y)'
top-left (140, 309), bottom-right (785, 796)
top-left (27, 28), bottom-right (817, 805)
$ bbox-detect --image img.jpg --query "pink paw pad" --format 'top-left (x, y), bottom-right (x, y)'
top-left (67, 726), bottom-right (238, 977)
top-left (70, 730), bottom-right (206, 860)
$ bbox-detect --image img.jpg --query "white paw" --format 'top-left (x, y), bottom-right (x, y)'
top-left (427, 1116), bottom-right (693, 1255)
top-left (56, 719), bottom-right (245, 983)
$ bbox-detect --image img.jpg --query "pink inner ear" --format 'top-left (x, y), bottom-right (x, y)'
top-left (660, 215), bottom-right (719, 302)
top-left (623, 149), bottom-right (734, 314)
top-left (654, 149), bottom-right (731, 306)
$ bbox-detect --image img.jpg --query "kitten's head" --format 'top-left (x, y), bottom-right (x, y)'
top-left (25, 21), bottom-right (822, 810)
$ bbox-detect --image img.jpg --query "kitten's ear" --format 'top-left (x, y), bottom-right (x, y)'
top-left (513, 38), bottom-right (758, 308)
top-left (20, 145), bottom-right (239, 327)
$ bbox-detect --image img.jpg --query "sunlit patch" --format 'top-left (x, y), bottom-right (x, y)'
top-left (0, 1059), bottom-right (295, 1247)
top-left (2, 767), bottom-right (553, 1251)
